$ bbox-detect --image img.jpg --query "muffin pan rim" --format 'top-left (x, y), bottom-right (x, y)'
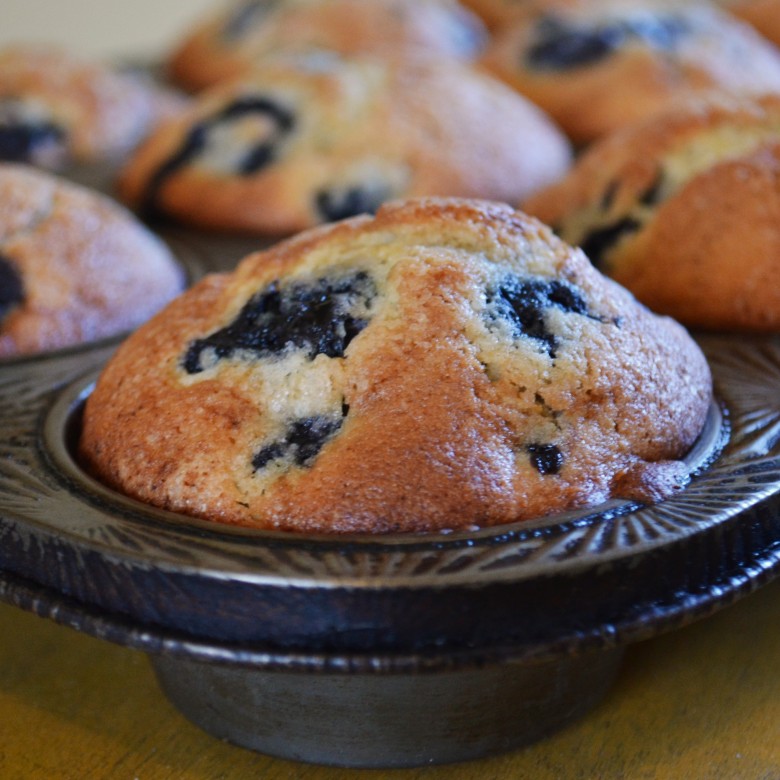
top-left (1, 331), bottom-right (779, 654)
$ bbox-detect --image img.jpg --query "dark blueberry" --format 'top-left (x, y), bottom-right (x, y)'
top-left (0, 100), bottom-right (64, 163)
top-left (141, 95), bottom-right (296, 218)
top-left (183, 271), bottom-right (376, 373)
top-left (527, 443), bottom-right (563, 475)
top-left (0, 254), bottom-right (24, 324)
top-left (251, 440), bottom-right (287, 470)
top-left (221, 96), bottom-right (296, 176)
top-left (526, 13), bottom-right (689, 71)
top-left (141, 124), bottom-right (208, 218)
top-left (222, 0), bottom-right (280, 40)
top-left (286, 416), bottom-right (343, 466)
top-left (527, 17), bottom-right (626, 70)
top-left (239, 141), bottom-right (276, 175)
top-left (486, 276), bottom-right (588, 358)
top-left (599, 180), bottom-right (619, 210)
top-left (578, 217), bottom-right (640, 269)
top-left (252, 413), bottom-right (344, 470)
top-left (545, 281), bottom-right (589, 314)
top-left (314, 184), bottom-right (390, 223)
top-left (638, 170), bottom-right (664, 207)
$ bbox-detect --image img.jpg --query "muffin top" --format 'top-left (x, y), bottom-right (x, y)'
top-left (79, 197), bottom-right (712, 534)
top-left (0, 45), bottom-right (185, 169)
top-left (481, 0), bottom-right (780, 143)
top-left (523, 91), bottom-right (780, 331)
top-left (168, 0), bottom-right (487, 91)
top-left (118, 53), bottom-right (571, 235)
top-left (0, 163), bottom-right (184, 356)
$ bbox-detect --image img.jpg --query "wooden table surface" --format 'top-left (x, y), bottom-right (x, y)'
top-left (1, 579), bottom-right (778, 779)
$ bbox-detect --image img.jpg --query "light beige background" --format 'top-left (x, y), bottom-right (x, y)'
top-left (0, 0), bottom-right (218, 60)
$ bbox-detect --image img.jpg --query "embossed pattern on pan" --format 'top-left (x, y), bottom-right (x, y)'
top-left (0, 336), bottom-right (778, 654)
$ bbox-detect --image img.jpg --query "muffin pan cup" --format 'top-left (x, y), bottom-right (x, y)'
top-left (0, 565), bottom-right (624, 768)
top-left (1, 245), bottom-right (780, 766)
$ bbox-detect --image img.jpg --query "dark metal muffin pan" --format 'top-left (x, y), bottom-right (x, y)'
top-left (1, 227), bottom-right (779, 766)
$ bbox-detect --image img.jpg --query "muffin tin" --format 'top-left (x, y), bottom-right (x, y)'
top-left (0, 10), bottom-right (778, 764)
top-left (1, 233), bottom-right (780, 767)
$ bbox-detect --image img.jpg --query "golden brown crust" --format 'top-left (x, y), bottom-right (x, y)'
top-left (615, 145), bottom-right (780, 330)
top-left (118, 56), bottom-right (571, 235)
top-left (523, 91), bottom-right (780, 331)
top-left (481, 2), bottom-right (780, 144)
top-left (0, 164), bottom-right (184, 356)
top-left (79, 197), bottom-right (712, 534)
top-left (167, 0), bottom-right (487, 91)
top-left (0, 45), bottom-right (185, 167)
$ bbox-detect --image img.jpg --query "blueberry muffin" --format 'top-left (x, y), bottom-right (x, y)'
top-left (0, 45), bottom-right (185, 170)
top-left (168, 0), bottom-right (487, 91)
top-left (481, 1), bottom-right (780, 144)
top-left (722, 0), bottom-right (780, 47)
top-left (79, 197), bottom-right (712, 534)
top-left (523, 91), bottom-right (780, 331)
top-left (118, 54), bottom-right (572, 235)
top-left (0, 164), bottom-right (184, 356)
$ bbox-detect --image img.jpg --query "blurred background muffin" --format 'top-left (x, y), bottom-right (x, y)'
top-left (0, 163), bottom-right (184, 356)
top-left (0, 45), bottom-right (185, 170)
top-left (523, 91), bottom-right (780, 331)
top-left (481, 0), bottom-right (780, 144)
top-left (118, 53), bottom-right (572, 234)
top-left (167, 0), bottom-right (488, 91)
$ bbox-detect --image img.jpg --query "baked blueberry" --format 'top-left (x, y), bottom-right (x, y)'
top-left (314, 184), bottom-right (390, 223)
top-left (527, 443), bottom-right (563, 475)
top-left (253, 413), bottom-right (344, 470)
top-left (486, 276), bottom-right (589, 357)
top-left (527, 14), bottom-right (689, 71)
top-left (638, 171), bottom-right (664, 207)
top-left (599, 180), bottom-right (619, 210)
top-left (598, 171), bottom-right (666, 212)
top-left (183, 271), bottom-right (376, 373)
top-left (0, 253), bottom-right (24, 324)
top-left (0, 99), bottom-right (64, 164)
top-left (579, 217), bottom-right (641, 269)
top-left (527, 16), bottom-right (626, 70)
